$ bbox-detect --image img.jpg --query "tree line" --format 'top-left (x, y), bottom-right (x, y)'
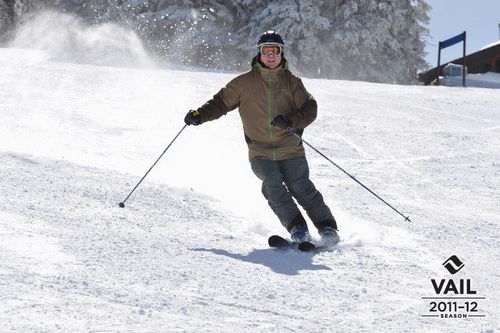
top-left (0, 0), bottom-right (430, 83)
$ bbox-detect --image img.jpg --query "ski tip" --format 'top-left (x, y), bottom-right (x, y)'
top-left (298, 241), bottom-right (316, 252)
top-left (268, 235), bottom-right (290, 248)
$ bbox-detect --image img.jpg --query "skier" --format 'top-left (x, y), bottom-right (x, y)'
top-left (184, 31), bottom-right (339, 244)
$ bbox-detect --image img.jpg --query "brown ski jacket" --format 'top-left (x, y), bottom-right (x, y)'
top-left (196, 57), bottom-right (317, 160)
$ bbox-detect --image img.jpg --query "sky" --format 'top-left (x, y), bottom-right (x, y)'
top-left (424, 0), bottom-right (500, 68)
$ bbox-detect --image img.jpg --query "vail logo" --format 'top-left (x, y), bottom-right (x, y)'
top-left (422, 255), bottom-right (486, 319)
top-left (431, 278), bottom-right (476, 294)
top-left (430, 255), bottom-right (476, 295)
top-left (443, 255), bottom-right (464, 275)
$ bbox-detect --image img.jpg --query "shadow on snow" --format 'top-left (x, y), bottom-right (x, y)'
top-left (191, 247), bottom-right (331, 276)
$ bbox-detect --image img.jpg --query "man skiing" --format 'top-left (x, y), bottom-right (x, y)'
top-left (184, 31), bottom-right (339, 244)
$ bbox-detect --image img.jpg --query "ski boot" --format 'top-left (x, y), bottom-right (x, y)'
top-left (319, 227), bottom-right (340, 245)
top-left (290, 226), bottom-right (311, 243)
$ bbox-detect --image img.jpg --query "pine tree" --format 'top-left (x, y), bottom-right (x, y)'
top-left (0, 0), bottom-right (13, 38)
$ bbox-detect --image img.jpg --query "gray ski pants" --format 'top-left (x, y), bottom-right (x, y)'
top-left (250, 156), bottom-right (334, 230)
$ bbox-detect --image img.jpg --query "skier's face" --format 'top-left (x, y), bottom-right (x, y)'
top-left (260, 52), bottom-right (281, 69)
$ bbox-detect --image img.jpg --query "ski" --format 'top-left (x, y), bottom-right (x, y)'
top-left (268, 234), bottom-right (292, 248)
top-left (297, 241), bottom-right (316, 252)
top-left (298, 238), bottom-right (340, 252)
top-left (268, 235), bottom-right (318, 252)
top-left (268, 234), bottom-right (340, 252)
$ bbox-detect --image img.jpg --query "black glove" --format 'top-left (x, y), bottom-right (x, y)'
top-left (271, 115), bottom-right (291, 130)
top-left (184, 110), bottom-right (202, 126)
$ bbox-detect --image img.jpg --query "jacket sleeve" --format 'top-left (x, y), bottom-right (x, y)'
top-left (197, 77), bottom-right (241, 123)
top-left (286, 78), bottom-right (317, 129)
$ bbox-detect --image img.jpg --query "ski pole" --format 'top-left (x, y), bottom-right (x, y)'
top-left (119, 124), bottom-right (188, 208)
top-left (286, 127), bottom-right (411, 222)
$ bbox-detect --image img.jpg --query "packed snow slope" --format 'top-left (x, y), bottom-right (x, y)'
top-left (1, 26), bottom-right (500, 333)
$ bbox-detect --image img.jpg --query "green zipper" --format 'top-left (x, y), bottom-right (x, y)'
top-left (267, 73), bottom-right (277, 160)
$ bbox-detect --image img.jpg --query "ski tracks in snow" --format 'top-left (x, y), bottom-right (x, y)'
top-left (0, 152), bottom-right (240, 331)
top-left (2, 57), bottom-right (499, 331)
top-left (0, 152), bottom-right (453, 332)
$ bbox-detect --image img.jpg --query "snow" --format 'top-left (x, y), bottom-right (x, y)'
top-left (1, 33), bottom-right (500, 333)
top-left (442, 72), bottom-right (500, 89)
top-left (480, 40), bottom-right (500, 50)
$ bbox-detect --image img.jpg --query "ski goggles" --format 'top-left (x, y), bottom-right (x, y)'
top-left (259, 43), bottom-right (283, 56)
